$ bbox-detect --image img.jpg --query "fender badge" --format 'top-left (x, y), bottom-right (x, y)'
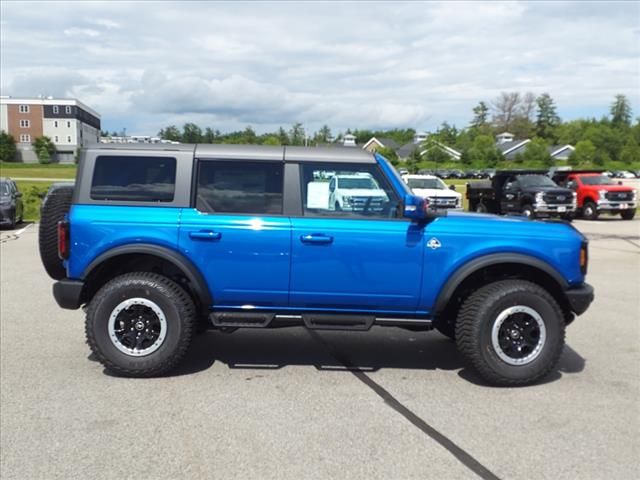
top-left (426, 237), bottom-right (441, 250)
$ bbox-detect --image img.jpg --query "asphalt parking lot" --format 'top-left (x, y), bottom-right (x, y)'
top-left (1, 218), bottom-right (638, 480)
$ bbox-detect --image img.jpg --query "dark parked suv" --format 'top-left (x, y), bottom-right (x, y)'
top-left (0, 177), bottom-right (24, 228)
top-left (39, 144), bottom-right (594, 386)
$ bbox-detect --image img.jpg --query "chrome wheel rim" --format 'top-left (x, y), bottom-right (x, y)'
top-left (108, 298), bottom-right (167, 357)
top-left (491, 305), bottom-right (546, 366)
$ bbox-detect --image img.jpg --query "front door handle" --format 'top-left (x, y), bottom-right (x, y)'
top-left (300, 234), bottom-right (333, 244)
top-left (189, 230), bottom-right (222, 241)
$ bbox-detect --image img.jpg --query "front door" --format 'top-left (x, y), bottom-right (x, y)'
top-left (179, 160), bottom-right (290, 309)
top-left (289, 162), bottom-right (424, 313)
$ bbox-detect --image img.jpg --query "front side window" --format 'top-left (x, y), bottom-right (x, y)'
top-left (91, 155), bottom-right (177, 202)
top-left (196, 161), bottom-right (283, 214)
top-left (406, 177), bottom-right (447, 190)
top-left (579, 175), bottom-right (615, 186)
top-left (517, 175), bottom-right (557, 188)
top-left (301, 163), bottom-right (401, 218)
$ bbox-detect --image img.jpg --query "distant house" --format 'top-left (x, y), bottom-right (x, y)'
top-left (343, 133), bottom-right (357, 147)
top-left (495, 132), bottom-right (574, 161)
top-left (362, 137), bottom-right (399, 153)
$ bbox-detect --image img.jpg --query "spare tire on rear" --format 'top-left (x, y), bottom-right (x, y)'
top-left (39, 184), bottom-right (74, 280)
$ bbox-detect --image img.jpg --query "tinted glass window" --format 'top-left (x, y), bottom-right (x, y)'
top-left (301, 163), bottom-right (401, 219)
top-left (91, 156), bottom-right (176, 202)
top-left (196, 161), bottom-right (283, 214)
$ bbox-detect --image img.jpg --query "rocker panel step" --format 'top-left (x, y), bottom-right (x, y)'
top-left (210, 312), bottom-right (274, 328)
top-left (302, 314), bottom-right (375, 331)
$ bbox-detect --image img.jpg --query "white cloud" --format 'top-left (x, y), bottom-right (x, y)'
top-left (1, 1), bottom-right (638, 134)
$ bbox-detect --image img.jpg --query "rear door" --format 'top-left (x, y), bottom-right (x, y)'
top-left (179, 158), bottom-right (291, 309)
top-left (288, 161), bottom-right (424, 313)
top-left (501, 176), bottom-right (520, 213)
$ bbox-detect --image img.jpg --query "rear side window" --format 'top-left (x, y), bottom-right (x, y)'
top-left (196, 161), bottom-right (283, 214)
top-left (91, 156), bottom-right (177, 202)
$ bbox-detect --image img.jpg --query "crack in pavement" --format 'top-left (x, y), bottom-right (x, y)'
top-left (308, 330), bottom-right (501, 480)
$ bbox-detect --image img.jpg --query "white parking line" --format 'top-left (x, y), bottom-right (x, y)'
top-left (13, 223), bottom-right (33, 236)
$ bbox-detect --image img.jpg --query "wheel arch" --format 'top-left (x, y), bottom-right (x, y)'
top-left (434, 253), bottom-right (571, 321)
top-left (81, 244), bottom-right (212, 312)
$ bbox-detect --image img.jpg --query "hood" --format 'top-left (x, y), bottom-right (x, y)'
top-left (582, 184), bottom-right (634, 192)
top-left (522, 185), bottom-right (573, 195)
top-left (340, 189), bottom-right (387, 197)
top-left (412, 188), bottom-right (461, 199)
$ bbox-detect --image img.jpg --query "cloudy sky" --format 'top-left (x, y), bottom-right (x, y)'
top-left (1, 1), bottom-right (639, 135)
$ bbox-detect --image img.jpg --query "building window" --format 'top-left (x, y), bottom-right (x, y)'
top-left (54, 121), bottom-right (58, 128)
top-left (67, 121), bottom-right (71, 128)
top-left (19, 134), bottom-right (30, 143)
top-left (55, 136), bottom-right (59, 142)
top-left (19, 119), bottom-right (30, 128)
top-left (53, 106), bottom-right (59, 114)
top-left (19, 105), bottom-right (29, 113)
top-left (67, 135), bottom-right (72, 143)
top-left (65, 106), bottom-right (72, 114)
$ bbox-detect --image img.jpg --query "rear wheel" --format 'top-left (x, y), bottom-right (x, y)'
top-left (39, 185), bottom-right (74, 279)
top-left (455, 280), bottom-right (565, 386)
top-left (621, 209), bottom-right (635, 220)
top-left (85, 272), bottom-right (196, 377)
top-left (582, 201), bottom-right (599, 220)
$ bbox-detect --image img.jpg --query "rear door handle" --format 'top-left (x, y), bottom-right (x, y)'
top-left (300, 234), bottom-right (333, 244)
top-left (189, 230), bottom-right (222, 241)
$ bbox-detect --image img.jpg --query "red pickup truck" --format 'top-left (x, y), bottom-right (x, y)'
top-left (553, 171), bottom-right (636, 220)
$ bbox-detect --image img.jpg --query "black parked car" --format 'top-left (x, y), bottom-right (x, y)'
top-left (0, 178), bottom-right (24, 228)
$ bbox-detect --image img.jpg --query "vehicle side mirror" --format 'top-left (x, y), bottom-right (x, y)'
top-left (403, 193), bottom-right (434, 221)
top-left (504, 182), bottom-right (513, 191)
top-left (449, 185), bottom-right (456, 191)
top-left (15, 192), bottom-right (22, 198)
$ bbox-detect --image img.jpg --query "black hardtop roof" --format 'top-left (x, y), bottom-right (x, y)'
top-left (87, 143), bottom-right (376, 164)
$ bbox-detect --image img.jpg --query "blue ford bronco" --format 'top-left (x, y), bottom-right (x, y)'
top-left (40, 144), bottom-right (594, 385)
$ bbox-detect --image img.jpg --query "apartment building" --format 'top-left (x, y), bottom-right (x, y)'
top-left (0, 96), bottom-right (101, 163)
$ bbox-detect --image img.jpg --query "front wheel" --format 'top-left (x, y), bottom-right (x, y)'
top-left (582, 201), bottom-right (599, 220)
top-left (455, 280), bottom-right (565, 386)
top-left (85, 272), bottom-right (196, 377)
top-left (521, 204), bottom-right (535, 219)
top-left (621, 209), bottom-right (635, 220)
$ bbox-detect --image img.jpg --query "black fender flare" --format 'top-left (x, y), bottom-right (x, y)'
top-left (82, 244), bottom-right (212, 307)
top-left (433, 253), bottom-right (569, 314)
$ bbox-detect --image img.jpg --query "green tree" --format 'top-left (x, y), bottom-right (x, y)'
top-left (242, 126), bottom-right (257, 144)
top-left (535, 93), bottom-right (560, 140)
top-left (423, 145), bottom-right (452, 165)
top-left (203, 127), bottom-right (216, 143)
top-left (159, 125), bottom-right (181, 142)
top-left (376, 146), bottom-right (398, 163)
top-left (0, 131), bottom-right (17, 162)
top-left (289, 123), bottom-right (305, 146)
top-left (523, 138), bottom-right (552, 166)
top-left (468, 135), bottom-right (501, 167)
top-left (315, 124), bottom-right (332, 143)
top-left (277, 127), bottom-right (290, 145)
top-left (620, 136), bottom-right (640, 165)
top-left (569, 140), bottom-right (596, 166)
top-left (262, 135), bottom-right (280, 146)
top-left (610, 94), bottom-right (632, 128)
top-left (471, 101), bottom-right (490, 129)
top-left (405, 148), bottom-right (422, 173)
top-left (182, 123), bottom-right (202, 143)
top-left (33, 136), bottom-right (56, 164)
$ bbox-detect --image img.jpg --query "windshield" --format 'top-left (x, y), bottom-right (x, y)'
top-left (339, 177), bottom-right (379, 189)
top-left (517, 175), bottom-right (558, 188)
top-left (0, 183), bottom-right (10, 196)
top-left (407, 177), bottom-right (447, 190)
top-left (579, 175), bottom-right (615, 186)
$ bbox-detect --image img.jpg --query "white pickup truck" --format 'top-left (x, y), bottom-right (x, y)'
top-left (328, 174), bottom-right (388, 212)
top-left (402, 174), bottom-right (463, 210)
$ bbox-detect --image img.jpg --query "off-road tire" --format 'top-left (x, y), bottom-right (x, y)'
top-left (621, 209), bottom-right (635, 220)
top-left (85, 272), bottom-right (196, 377)
top-left (582, 201), bottom-right (599, 220)
top-left (455, 280), bottom-right (565, 387)
top-left (39, 185), bottom-right (74, 279)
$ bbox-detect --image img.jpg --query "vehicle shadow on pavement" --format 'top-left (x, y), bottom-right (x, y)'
top-left (162, 327), bottom-right (586, 386)
top-left (457, 344), bottom-right (586, 387)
